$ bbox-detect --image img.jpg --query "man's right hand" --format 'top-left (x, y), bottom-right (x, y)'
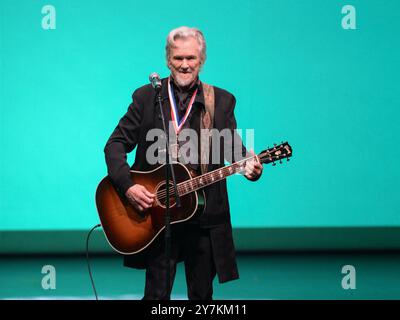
top-left (125, 184), bottom-right (155, 212)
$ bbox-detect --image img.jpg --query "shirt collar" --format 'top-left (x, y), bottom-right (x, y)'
top-left (160, 76), bottom-right (205, 108)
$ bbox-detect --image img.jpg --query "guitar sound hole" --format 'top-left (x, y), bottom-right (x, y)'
top-left (155, 181), bottom-right (177, 209)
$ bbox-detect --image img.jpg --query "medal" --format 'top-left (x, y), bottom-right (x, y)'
top-left (168, 76), bottom-right (198, 134)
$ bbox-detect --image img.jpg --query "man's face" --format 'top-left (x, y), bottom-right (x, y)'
top-left (168, 37), bottom-right (202, 88)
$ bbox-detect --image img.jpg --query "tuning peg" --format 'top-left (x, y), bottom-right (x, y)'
top-left (279, 159), bottom-right (282, 164)
top-left (272, 162), bottom-right (276, 166)
top-left (287, 158), bottom-right (290, 162)
top-left (273, 143), bottom-right (277, 147)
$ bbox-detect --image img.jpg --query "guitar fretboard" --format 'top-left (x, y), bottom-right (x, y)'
top-left (175, 156), bottom-right (256, 196)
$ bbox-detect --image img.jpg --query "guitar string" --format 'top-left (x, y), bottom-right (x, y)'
top-left (155, 147), bottom-right (289, 200)
top-left (155, 165), bottom-right (242, 200)
top-left (155, 155), bottom-right (257, 201)
top-left (154, 152), bottom-right (278, 200)
top-left (156, 156), bottom-right (251, 197)
top-left (155, 165), bottom-right (243, 201)
top-left (155, 162), bottom-right (245, 200)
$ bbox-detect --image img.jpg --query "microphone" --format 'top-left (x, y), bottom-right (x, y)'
top-left (149, 72), bottom-right (162, 91)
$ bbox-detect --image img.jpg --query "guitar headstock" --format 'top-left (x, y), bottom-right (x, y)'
top-left (258, 142), bottom-right (292, 166)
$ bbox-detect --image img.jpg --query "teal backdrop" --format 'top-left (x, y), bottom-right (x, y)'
top-left (1, 0), bottom-right (400, 232)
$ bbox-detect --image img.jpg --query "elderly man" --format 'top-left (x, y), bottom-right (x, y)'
top-left (104, 26), bottom-right (263, 300)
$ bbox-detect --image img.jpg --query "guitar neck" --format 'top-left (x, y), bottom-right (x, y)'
top-left (164, 142), bottom-right (292, 198)
top-left (177, 156), bottom-right (256, 196)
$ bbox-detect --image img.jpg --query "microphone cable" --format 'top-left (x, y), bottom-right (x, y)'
top-left (86, 223), bottom-right (102, 300)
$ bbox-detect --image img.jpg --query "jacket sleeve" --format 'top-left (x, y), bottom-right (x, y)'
top-left (103, 90), bottom-right (144, 195)
top-left (224, 94), bottom-right (261, 182)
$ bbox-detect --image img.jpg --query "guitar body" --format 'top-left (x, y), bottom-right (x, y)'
top-left (95, 163), bottom-right (205, 255)
top-left (95, 142), bottom-right (292, 255)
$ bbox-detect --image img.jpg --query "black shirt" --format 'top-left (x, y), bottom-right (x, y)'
top-left (170, 77), bottom-right (205, 174)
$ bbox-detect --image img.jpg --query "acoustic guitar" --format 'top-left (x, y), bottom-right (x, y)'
top-left (95, 142), bottom-right (292, 255)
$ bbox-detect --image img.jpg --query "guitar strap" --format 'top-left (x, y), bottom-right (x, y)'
top-left (200, 83), bottom-right (215, 175)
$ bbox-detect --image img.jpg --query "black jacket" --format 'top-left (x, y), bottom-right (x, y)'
top-left (104, 78), bottom-right (254, 283)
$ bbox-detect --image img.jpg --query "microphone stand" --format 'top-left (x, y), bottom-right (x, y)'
top-left (155, 87), bottom-right (181, 299)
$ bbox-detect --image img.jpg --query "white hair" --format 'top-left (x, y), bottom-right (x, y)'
top-left (166, 26), bottom-right (207, 65)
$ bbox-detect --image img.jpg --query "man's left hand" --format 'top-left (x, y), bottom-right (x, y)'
top-left (244, 150), bottom-right (263, 180)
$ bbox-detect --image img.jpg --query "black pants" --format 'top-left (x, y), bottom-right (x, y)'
top-left (143, 224), bottom-right (216, 300)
